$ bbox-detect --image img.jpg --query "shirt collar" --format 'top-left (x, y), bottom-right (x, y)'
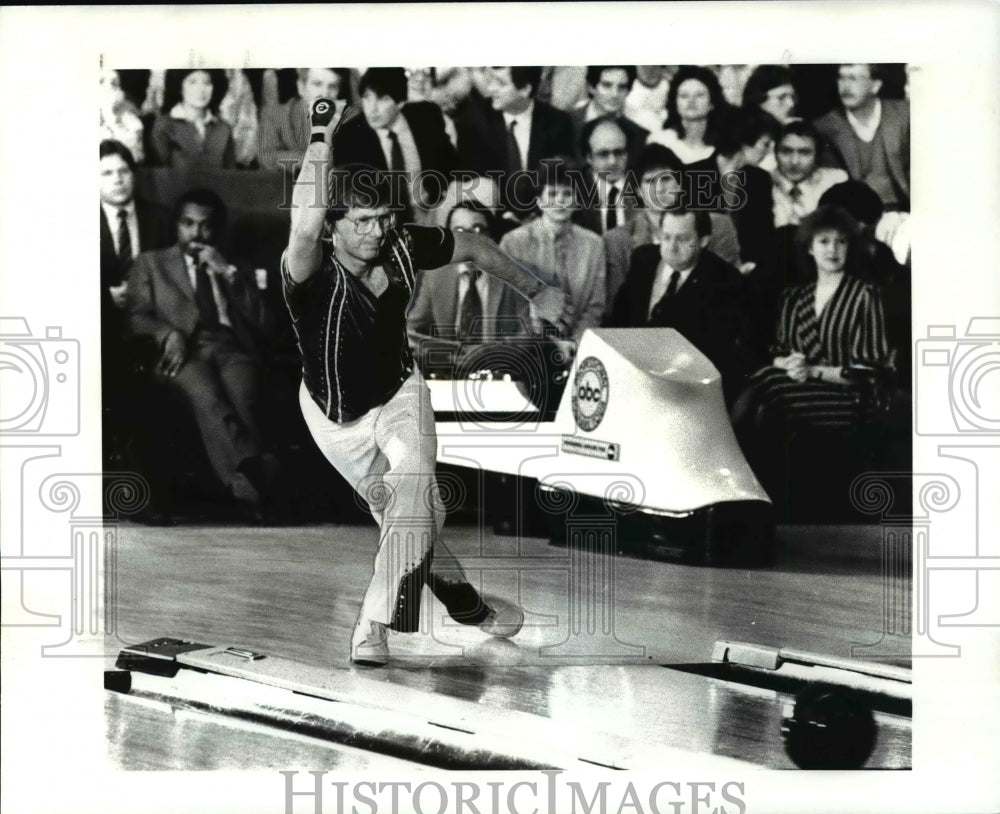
top-left (102, 200), bottom-right (136, 219)
top-left (169, 103), bottom-right (218, 125)
top-left (772, 169), bottom-right (814, 194)
top-left (503, 100), bottom-right (534, 128)
top-left (845, 97), bottom-right (881, 136)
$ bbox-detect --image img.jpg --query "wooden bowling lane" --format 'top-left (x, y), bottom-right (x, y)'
top-left (105, 690), bottom-right (432, 771)
top-left (108, 519), bottom-right (910, 768)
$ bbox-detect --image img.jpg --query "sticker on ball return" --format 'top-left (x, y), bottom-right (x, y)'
top-left (572, 356), bottom-right (609, 432)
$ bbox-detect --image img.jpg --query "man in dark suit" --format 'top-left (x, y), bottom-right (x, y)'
top-left (455, 66), bottom-right (575, 217)
top-left (610, 207), bottom-right (755, 405)
top-left (568, 66), bottom-right (649, 167)
top-left (573, 117), bottom-right (641, 237)
top-left (333, 67), bottom-right (456, 213)
top-left (126, 188), bottom-right (277, 511)
top-left (813, 63), bottom-right (910, 211)
top-left (99, 139), bottom-right (170, 467)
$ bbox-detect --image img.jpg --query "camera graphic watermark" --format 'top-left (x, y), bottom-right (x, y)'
top-left (0, 316), bottom-right (80, 436)
top-left (915, 317), bottom-right (1000, 436)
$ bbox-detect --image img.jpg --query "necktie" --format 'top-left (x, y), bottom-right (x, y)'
top-left (789, 184), bottom-right (804, 223)
top-left (194, 261), bottom-right (220, 329)
top-left (606, 184), bottom-right (620, 231)
top-left (116, 208), bottom-right (132, 267)
top-left (506, 120), bottom-right (522, 174)
top-left (459, 269), bottom-right (483, 340)
top-left (665, 269), bottom-right (681, 298)
top-left (387, 129), bottom-right (404, 173)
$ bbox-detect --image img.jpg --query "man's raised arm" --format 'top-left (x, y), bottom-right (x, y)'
top-left (286, 99), bottom-right (359, 283)
top-left (450, 231), bottom-right (569, 332)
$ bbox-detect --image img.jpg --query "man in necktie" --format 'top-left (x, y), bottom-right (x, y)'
top-left (100, 139), bottom-right (172, 471)
top-left (573, 117), bottom-right (633, 237)
top-left (335, 68), bottom-right (456, 214)
top-left (771, 121), bottom-right (849, 228)
top-left (610, 207), bottom-right (754, 405)
top-left (126, 188), bottom-right (278, 515)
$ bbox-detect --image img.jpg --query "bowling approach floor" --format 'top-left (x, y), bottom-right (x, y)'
top-left (105, 520), bottom-right (911, 770)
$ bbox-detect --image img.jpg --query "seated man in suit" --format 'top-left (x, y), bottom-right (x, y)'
top-left (126, 188), bottom-right (277, 513)
top-left (568, 66), bottom-right (649, 167)
top-left (572, 117), bottom-right (640, 237)
top-left (609, 207), bottom-right (754, 405)
top-left (258, 67), bottom-right (346, 172)
top-left (500, 161), bottom-right (605, 343)
top-left (456, 66), bottom-right (575, 219)
top-left (100, 139), bottom-right (170, 466)
top-left (407, 203), bottom-right (533, 374)
top-left (603, 144), bottom-right (742, 314)
top-left (334, 67), bottom-right (456, 216)
top-left (813, 64), bottom-right (909, 212)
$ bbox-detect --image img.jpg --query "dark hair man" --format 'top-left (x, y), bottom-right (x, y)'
top-left (284, 100), bottom-right (566, 666)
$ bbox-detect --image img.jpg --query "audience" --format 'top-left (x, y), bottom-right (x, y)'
top-left (125, 188), bottom-right (278, 516)
top-left (97, 62), bottom-right (912, 518)
top-left (499, 161), bottom-right (606, 342)
top-left (814, 64), bottom-right (910, 211)
top-left (151, 69), bottom-right (235, 169)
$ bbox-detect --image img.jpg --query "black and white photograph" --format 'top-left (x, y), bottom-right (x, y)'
top-left (1, 4), bottom-right (998, 814)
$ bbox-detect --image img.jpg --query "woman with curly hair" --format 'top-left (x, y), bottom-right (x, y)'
top-left (734, 205), bottom-right (891, 493)
top-left (150, 68), bottom-right (235, 169)
top-left (648, 65), bottom-right (729, 165)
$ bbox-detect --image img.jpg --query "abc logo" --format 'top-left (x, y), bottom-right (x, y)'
top-left (315, 101), bottom-right (330, 114)
top-left (572, 357), bottom-right (609, 432)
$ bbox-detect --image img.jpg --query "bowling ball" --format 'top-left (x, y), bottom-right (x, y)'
top-left (781, 684), bottom-right (877, 769)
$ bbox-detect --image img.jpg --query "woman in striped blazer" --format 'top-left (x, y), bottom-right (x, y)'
top-left (734, 205), bottom-right (890, 485)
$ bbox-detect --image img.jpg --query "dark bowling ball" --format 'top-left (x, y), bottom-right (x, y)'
top-left (781, 684), bottom-right (877, 769)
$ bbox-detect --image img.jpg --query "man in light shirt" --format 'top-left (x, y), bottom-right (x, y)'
top-left (771, 120), bottom-right (848, 227)
top-left (813, 64), bottom-right (909, 211)
top-left (126, 188), bottom-right (277, 513)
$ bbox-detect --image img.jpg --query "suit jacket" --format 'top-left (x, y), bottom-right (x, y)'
top-left (126, 245), bottom-right (272, 359)
top-left (407, 263), bottom-right (531, 343)
top-left (571, 167), bottom-right (641, 237)
top-left (457, 99), bottom-right (576, 176)
top-left (100, 200), bottom-right (171, 339)
top-left (610, 246), bottom-right (755, 400)
top-left (334, 101), bottom-right (456, 203)
top-left (813, 99), bottom-right (910, 210)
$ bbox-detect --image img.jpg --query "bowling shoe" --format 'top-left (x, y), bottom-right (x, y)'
top-left (478, 597), bottom-right (524, 638)
top-left (351, 620), bottom-right (389, 666)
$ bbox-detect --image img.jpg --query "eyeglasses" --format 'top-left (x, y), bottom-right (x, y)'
top-left (452, 224), bottom-right (487, 234)
top-left (342, 212), bottom-right (397, 235)
top-left (591, 148), bottom-right (628, 160)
